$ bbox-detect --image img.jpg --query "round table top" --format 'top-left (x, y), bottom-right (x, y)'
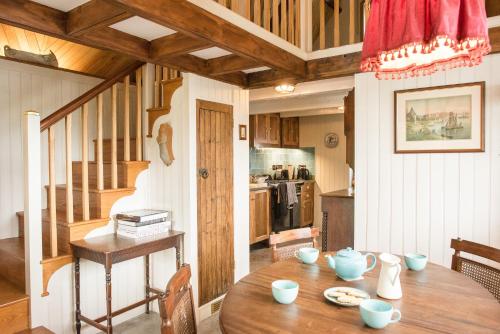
top-left (219, 252), bottom-right (500, 333)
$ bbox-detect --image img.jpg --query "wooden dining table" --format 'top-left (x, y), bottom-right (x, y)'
top-left (219, 252), bottom-right (500, 333)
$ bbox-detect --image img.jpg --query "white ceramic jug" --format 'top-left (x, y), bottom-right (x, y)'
top-left (377, 253), bottom-right (402, 300)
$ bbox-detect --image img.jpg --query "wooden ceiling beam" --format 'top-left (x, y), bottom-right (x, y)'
top-left (111, 0), bottom-right (306, 77)
top-left (207, 54), bottom-right (260, 75)
top-left (67, 0), bottom-right (133, 36)
top-left (150, 33), bottom-right (212, 60)
top-left (247, 52), bottom-right (361, 89)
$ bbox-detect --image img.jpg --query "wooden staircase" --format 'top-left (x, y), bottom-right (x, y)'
top-left (0, 62), bottom-right (148, 333)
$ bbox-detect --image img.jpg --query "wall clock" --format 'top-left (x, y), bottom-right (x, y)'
top-left (324, 133), bottom-right (339, 148)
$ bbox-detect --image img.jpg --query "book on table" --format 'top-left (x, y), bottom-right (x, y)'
top-left (117, 221), bottom-right (171, 239)
top-left (116, 209), bottom-right (170, 223)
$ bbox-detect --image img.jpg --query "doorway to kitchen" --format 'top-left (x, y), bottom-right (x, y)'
top-left (196, 99), bottom-right (234, 306)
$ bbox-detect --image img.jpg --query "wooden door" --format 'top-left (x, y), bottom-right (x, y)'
top-left (249, 190), bottom-right (270, 244)
top-left (197, 99), bottom-right (234, 306)
top-left (268, 114), bottom-right (281, 145)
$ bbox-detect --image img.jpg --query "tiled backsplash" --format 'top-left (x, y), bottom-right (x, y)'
top-left (250, 147), bottom-right (315, 176)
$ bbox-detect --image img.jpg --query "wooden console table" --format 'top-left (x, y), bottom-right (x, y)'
top-left (70, 231), bottom-right (184, 334)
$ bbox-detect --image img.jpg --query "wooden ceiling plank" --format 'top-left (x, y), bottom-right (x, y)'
top-left (207, 54), bottom-right (260, 75)
top-left (67, 0), bottom-right (133, 36)
top-left (150, 33), bottom-right (212, 60)
top-left (111, 0), bottom-right (306, 77)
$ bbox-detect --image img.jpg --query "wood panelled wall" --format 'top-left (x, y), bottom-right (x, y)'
top-left (354, 54), bottom-right (500, 268)
top-left (299, 114), bottom-right (349, 229)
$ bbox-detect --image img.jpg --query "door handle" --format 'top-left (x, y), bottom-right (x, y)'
top-left (199, 168), bottom-right (209, 179)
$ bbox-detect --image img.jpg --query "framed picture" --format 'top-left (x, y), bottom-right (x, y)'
top-left (239, 124), bottom-right (247, 140)
top-left (394, 82), bottom-right (485, 153)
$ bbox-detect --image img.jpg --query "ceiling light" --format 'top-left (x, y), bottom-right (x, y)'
top-left (275, 84), bottom-right (295, 94)
top-left (361, 0), bottom-right (490, 79)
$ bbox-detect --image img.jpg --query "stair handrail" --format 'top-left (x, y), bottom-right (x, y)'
top-left (40, 61), bottom-right (144, 132)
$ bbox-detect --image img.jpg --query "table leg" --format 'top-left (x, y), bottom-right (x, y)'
top-left (105, 261), bottom-right (113, 334)
top-left (75, 257), bottom-right (81, 334)
top-left (145, 255), bottom-right (150, 314)
top-left (175, 243), bottom-right (181, 270)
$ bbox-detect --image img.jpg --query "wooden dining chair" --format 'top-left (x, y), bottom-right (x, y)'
top-left (450, 238), bottom-right (500, 302)
top-left (158, 264), bottom-right (197, 334)
top-left (269, 227), bottom-right (320, 262)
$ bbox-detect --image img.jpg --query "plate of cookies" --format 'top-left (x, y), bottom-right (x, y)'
top-left (323, 287), bottom-right (370, 307)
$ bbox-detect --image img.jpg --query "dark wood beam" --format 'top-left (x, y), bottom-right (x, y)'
top-left (111, 0), bottom-right (306, 77)
top-left (150, 33), bottom-right (212, 60)
top-left (490, 26), bottom-right (500, 54)
top-left (207, 54), bottom-right (260, 75)
top-left (67, 0), bottom-right (132, 36)
top-left (486, 0), bottom-right (500, 17)
top-left (247, 53), bottom-right (361, 89)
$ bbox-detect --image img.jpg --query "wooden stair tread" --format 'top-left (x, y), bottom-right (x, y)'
top-left (47, 184), bottom-right (136, 194)
top-left (0, 276), bottom-right (28, 307)
top-left (17, 210), bottom-right (109, 226)
top-left (0, 237), bottom-right (25, 261)
top-left (72, 160), bottom-right (149, 165)
top-left (16, 326), bottom-right (54, 334)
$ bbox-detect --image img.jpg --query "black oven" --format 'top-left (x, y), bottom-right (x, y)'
top-left (269, 181), bottom-right (303, 232)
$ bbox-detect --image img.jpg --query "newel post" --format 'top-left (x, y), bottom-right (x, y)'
top-left (23, 111), bottom-right (44, 327)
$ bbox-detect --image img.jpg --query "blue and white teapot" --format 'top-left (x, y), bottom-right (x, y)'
top-left (325, 247), bottom-right (377, 280)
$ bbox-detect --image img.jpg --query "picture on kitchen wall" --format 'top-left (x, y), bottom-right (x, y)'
top-left (394, 82), bottom-right (484, 153)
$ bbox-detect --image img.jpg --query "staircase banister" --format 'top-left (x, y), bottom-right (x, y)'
top-left (40, 61), bottom-right (144, 132)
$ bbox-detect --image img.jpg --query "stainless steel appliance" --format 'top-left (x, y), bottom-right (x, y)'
top-left (297, 165), bottom-right (310, 180)
top-left (269, 180), bottom-right (303, 232)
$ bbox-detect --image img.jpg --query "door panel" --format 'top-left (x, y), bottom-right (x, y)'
top-left (197, 99), bottom-right (234, 306)
top-left (254, 114), bottom-right (268, 144)
top-left (268, 114), bottom-right (281, 145)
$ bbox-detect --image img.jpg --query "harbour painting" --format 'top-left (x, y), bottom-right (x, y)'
top-left (405, 95), bottom-right (472, 141)
top-left (395, 82), bottom-right (484, 153)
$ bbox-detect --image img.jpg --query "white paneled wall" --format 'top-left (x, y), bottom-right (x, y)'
top-left (355, 53), bottom-right (500, 267)
top-left (299, 114), bottom-right (349, 228)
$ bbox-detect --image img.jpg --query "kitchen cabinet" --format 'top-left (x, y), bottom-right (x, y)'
top-left (300, 182), bottom-right (314, 227)
top-left (281, 117), bottom-right (300, 148)
top-left (250, 114), bottom-right (281, 148)
top-left (320, 190), bottom-right (354, 251)
top-left (250, 189), bottom-right (271, 244)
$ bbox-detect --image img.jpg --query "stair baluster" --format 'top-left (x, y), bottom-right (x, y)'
top-left (135, 68), bottom-right (142, 161)
top-left (65, 115), bottom-right (74, 224)
top-left (48, 126), bottom-right (57, 257)
top-left (81, 103), bottom-right (90, 221)
top-left (97, 93), bottom-right (104, 191)
top-left (111, 85), bottom-right (118, 189)
top-left (124, 75), bottom-right (131, 162)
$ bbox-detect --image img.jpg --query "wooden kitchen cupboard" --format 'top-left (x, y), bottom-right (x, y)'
top-left (249, 189), bottom-right (271, 244)
top-left (281, 117), bottom-right (300, 148)
top-left (250, 114), bottom-right (281, 147)
top-left (300, 182), bottom-right (314, 227)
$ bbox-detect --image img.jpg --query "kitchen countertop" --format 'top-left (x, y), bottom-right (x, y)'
top-left (249, 179), bottom-right (315, 191)
top-left (320, 189), bottom-right (354, 198)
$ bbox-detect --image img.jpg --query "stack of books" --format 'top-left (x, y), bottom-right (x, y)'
top-left (116, 210), bottom-right (171, 239)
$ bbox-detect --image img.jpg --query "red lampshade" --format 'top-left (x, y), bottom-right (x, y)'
top-left (360, 0), bottom-right (491, 79)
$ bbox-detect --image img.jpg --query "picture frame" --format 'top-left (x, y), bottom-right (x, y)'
top-left (239, 124), bottom-right (247, 140)
top-left (394, 82), bottom-right (485, 153)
